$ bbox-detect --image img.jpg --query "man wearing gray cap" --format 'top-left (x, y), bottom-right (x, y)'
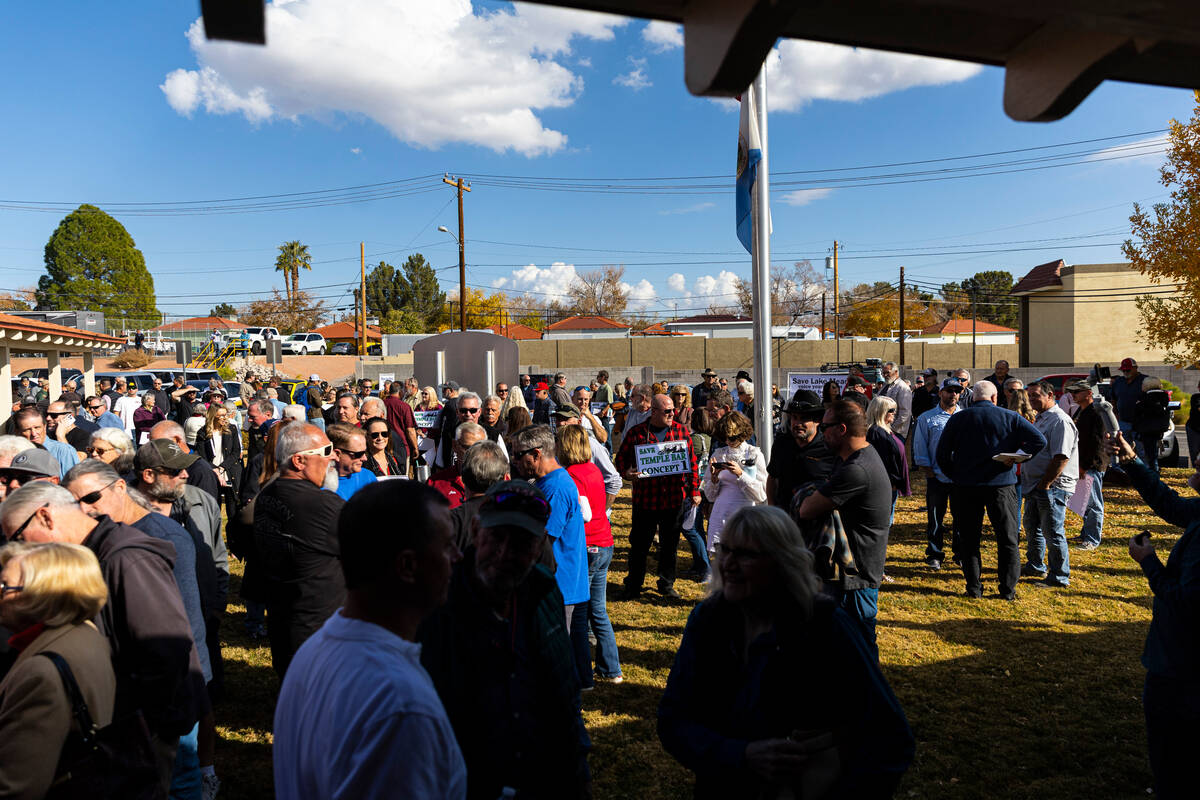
top-left (1067, 379), bottom-right (1107, 549)
top-left (420, 480), bottom-right (590, 800)
top-left (0, 449), bottom-right (61, 496)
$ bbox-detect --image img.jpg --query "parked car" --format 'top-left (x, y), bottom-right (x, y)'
top-left (17, 367), bottom-right (84, 384)
top-left (330, 341), bottom-right (354, 355)
top-left (281, 332), bottom-right (327, 355)
top-left (95, 371), bottom-right (158, 395)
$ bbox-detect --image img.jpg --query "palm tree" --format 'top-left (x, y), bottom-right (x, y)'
top-left (275, 241), bottom-right (312, 308)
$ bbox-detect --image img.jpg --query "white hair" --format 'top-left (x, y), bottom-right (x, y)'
top-left (455, 421), bottom-right (486, 442)
top-left (282, 404), bottom-right (306, 422)
top-left (276, 423), bottom-right (320, 466)
top-left (1, 482), bottom-right (78, 528)
top-left (457, 391), bottom-right (481, 406)
top-left (0, 435), bottom-right (35, 460)
top-left (361, 397), bottom-right (386, 418)
top-left (972, 380), bottom-right (997, 402)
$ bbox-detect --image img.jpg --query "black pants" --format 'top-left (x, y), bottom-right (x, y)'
top-left (624, 505), bottom-right (683, 592)
top-left (950, 484), bottom-right (1020, 598)
top-left (924, 477), bottom-right (959, 561)
top-left (1144, 672), bottom-right (1200, 799)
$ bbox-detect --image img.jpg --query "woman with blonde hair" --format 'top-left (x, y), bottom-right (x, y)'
top-left (201, 401), bottom-right (242, 517)
top-left (1008, 387), bottom-right (1037, 423)
top-left (0, 542), bottom-right (123, 798)
top-left (866, 395), bottom-right (911, 518)
top-left (659, 505), bottom-right (914, 797)
top-left (670, 384), bottom-right (694, 431)
top-left (702, 411), bottom-right (767, 554)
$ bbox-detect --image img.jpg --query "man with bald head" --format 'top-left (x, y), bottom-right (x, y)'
top-left (615, 392), bottom-right (701, 600)
top-left (252, 422), bottom-right (346, 678)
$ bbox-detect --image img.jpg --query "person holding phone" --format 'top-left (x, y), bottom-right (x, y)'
top-left (1110, 431), bottom-right (1200, 799)
top-left (701, 411), bottom-right (767, 556)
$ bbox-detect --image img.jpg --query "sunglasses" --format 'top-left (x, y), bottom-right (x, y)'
top-left (295, 444), bottom-right (334, 458)
top-left (46, 411), bottom-right (69, 418)
top-left (368, 431), bottom-right (389, 439)
top-left (512, 447), bottom-right (540, 460)
top-left (87, 405), bottom-right (104, 412)
top-left (817, 421), bottom-right (841, 432)
top-left (0, 471), bottom-right (35, 485)
top-left (0, 580), bottom-right (23, 595)
top-left (497, 388), bottom-right (509, 394)
top-left (77, 478), bottom-right (119, 505)
top-left (337, 448), bottom-right (368, 459)
top-left (458, 407), bottom-right (480, 415)
top-left (155, 467), bottom-right (185, 478)
top-left (8, 503), bottom-right (49, 542)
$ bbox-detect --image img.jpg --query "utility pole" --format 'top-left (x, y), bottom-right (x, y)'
top-left (971, 288), bottom-right (978, 370)
top-left (821, 293), bottom-right (826, 338)
top-left (360, 242), bottom-right (366, 358)
top-left (443, 175), bottom-right (471, 331)
top-left (898, 265), bottom-right (905, 368)
top-left (833, 240), bottom-right (840, 361)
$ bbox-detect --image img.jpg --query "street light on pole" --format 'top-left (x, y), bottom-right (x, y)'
top-left (440, 173), bottom-right (471, 332)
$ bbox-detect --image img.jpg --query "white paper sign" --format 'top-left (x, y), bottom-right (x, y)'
top-left (787, 372), bottom-right (847, 403)
top-left (414, 409), bottom-right (441, 428)
top-left (378, 372), bottom-right (395, 385)
top-left (1066, 473), bottom-right (1092, 517)
top-left (635, 441), bottom-right (692, 477)
top-left (589, 401), bottom-right (605, 416)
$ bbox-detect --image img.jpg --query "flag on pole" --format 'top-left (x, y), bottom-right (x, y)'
top-left (736, 84), bottom-right (768, 253)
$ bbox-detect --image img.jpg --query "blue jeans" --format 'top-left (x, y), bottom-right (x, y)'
top-left (170, 722), bottom-right (201, 799)
top-left (826, 584), bottom-right (879, 655)
top-left (1079, 469), bottom-right (1105, 545)
top-left (680, 518), bottom-right (710, 574)
top-left (924, 476), bottom-right (956, 561)
top-left (1023, 486), bottom-right (1071, 585)
top-left (587, 546), bottom-right (622, 678)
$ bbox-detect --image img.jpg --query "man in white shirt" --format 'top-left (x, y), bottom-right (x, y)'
top-left (111, 382), bottom-right (142, 437)
top-left (1021, 380), bottom-right (1080, 589)
top-left (275, 480), bottom-right (466, 799)
top-left (878, 361), bottom-right (914, 439)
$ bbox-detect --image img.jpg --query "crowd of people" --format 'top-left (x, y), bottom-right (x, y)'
top-left (0, 356), bottom-right (1193, 798)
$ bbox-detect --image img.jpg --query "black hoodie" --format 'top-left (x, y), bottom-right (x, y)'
top-left (83, 515), bottom-right (208, 737)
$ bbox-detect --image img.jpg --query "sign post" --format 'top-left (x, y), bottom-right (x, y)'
top-left (266, 339), bottom-right (282, 377)
top-left (176, 340), bottom-right (191, 382)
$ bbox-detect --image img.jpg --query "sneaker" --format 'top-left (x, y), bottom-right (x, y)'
top-left (1033, 579), bottom-right (1068, 589)
top-left (1020, 563), bottom-right (1047, 578)
top-left (1075, 541), bottom-right (1100, 551)
top-left (201, 773), bottom-right (221, 800)
top-left (925, 558), bottom-right (942, 571)
top-left (596, 675), bottom-right (624, 684)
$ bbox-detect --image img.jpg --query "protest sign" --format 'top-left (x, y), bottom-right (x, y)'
top-left (590, 401), bottom-right (605, 416)
top-left (635, 441), bottom-right (692, 477)
top-left (787, 372), bottom-right (847, 402)
top-left (414, 409), bottom-right (440, 428)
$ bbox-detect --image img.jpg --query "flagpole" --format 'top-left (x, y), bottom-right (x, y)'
top-left (750, 64), bottom-right (773, 463)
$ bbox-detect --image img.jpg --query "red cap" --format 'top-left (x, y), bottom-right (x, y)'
top-left (1119, 358), bottom-right (1136, 370)
top-left (534, 382), bottom-right (550, 391)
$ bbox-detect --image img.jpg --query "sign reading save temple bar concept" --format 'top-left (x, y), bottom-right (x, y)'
top-left (413, 410), bottom-right (441, 428)
top-left (634, 441), bottom-right (692, 477)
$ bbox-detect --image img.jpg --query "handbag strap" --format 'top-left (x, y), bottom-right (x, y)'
top-left (40, 651), bottom-right (98, 744)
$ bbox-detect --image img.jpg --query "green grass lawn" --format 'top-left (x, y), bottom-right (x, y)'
top-left (215, 468), bottom-right (1175, 799)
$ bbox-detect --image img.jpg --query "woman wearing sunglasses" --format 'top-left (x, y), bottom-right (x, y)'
top-left (364, 417), bottom-right (404, 478)
top-left (702, 411), bottom-right (767, 556)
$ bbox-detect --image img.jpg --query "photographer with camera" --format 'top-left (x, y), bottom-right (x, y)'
top-left (1110, 430), bottom-right (1200, 799)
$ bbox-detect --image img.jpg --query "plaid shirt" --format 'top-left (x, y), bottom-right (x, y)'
top-left (615, 420), bottom-right (701, 511)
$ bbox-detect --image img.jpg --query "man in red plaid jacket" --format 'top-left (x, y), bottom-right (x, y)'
top-left (615, 392), bottom-right (701, 600)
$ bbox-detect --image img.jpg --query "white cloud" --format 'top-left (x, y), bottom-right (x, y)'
top-left (667, 272), bottom-right (687, 292)
top-left (643, 21), bottom-right (682, 52)
top-left (493, 261), bottom-right (580, 303)
top-left (658, 201), bottom-right (716, 216)
top-left (691, 270), bottom-right (742, 302)
top-left (613, 57), bottom-right (651, 91)
top-left (1085, 136), bottom-right (1167, 165)
top-left (766, 40), bottom-right (983, 112)
top-left (621, 278), bottom-right (658, 309)
top-left (350, 147), bottom-right (361, 154)
top-left (780, 188), bottom-right (833, 207)
top-left (161, 0), bottom-right (627, 156)
top-left (577, 57), bottom-right (592, 68)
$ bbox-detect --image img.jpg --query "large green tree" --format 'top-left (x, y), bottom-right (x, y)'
top-left (939, 271), bottom-right (1017, 328)
top-left (210, 302), bottom-right (237, 317)
top-left (1123, 92), bottom-right (1200, 365)
top-left (364, 254), bottom-right (447, 331)
top-left (37, 204), bottom-right (158, 324)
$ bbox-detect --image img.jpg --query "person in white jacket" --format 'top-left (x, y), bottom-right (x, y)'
top-left (702, 411), bottom-right (767, 554)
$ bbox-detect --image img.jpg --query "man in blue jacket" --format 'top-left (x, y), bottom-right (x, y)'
top-left (936, 380), bottom-right (1045, 600)
top-left (1112, 431), bottom-right (1200, 799)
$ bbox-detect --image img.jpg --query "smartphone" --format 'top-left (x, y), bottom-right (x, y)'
top-left (60, 414), bottom-right (75, 428)
top-left (1135, 530), bottom-right (1151, 546)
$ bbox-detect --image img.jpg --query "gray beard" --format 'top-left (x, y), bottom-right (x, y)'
top-left (322, 464), bottom-right (340, 491)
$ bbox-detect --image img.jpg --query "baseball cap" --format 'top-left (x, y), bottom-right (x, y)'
top-left (552, 405), bottom-right (580, 420)
top-left (309, 373), bottom-right (320, 381)
top-left (6, 450), bottom-right (60, 479)
top-left (440, 380), bottom-right (460, 392)
top-left (1119, 358), bottom-right (1136, 371)
top-left (1065, 379), bottom-right (1092, 393)
top-left (786, 390), bottom-right (824, 420)
top-left (134, 438), bottom-right (199, 472)
top-left (921, 367), bottom-right (937, 377)
top-left (846, 374), bottom-right (871, 388)
top-left (534, 382), bottom-right (550, 392)
top-left (940, 378), bottom-right (965, 392)
top-left (477, 480), bottom-right (550, 537)
top-left (735, 370), bottom-right (751, 381)
top-left (701, 368), bottom-right (718, 377)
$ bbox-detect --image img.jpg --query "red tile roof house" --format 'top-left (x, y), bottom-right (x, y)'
top-left (542, 315), bottom-right (631, 340)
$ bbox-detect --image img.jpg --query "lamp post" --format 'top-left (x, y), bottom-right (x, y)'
top-left (438, 224), bottom-right (467, 331)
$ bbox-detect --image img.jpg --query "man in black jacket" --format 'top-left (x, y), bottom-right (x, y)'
top-left (253, 422), bottom-right (345, 679)
top-left (420, 480), bottom-right (590, 799)
top-left (1, 481), bottom-right (207, 793)
top-left (1068, 380), bottom-right (1108, 549)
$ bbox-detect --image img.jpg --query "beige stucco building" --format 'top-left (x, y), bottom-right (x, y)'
top-left (1012, 260), bottom-right (1172, 367)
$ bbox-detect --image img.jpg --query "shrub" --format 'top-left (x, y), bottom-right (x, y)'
top-left (217, 365), bottom-right (236, 381)
top-left (1161, 379), bottom-right (1187, 425)
top-left (109, 349), bottom-right (152, 370)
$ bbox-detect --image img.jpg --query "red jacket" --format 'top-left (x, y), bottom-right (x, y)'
top-left (428, 466), bottom-right (465, 509)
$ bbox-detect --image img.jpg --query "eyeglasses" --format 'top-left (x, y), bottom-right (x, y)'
top-left (716, 542), bottom-right (765, 561)
top-left (155, 466), bottom-right (185, 478)
top-left (85, 446), bottom-right (114, 457)
top-left (817, 421), bottom-right (841, 432)
top-left (8, 503), bottom-right (49, 543)
top-left (512, 447), bottom-right (539, 461)
top-left (76, 478), bottom-right (119, 505)
top-left (46, 411), bottom-right (69, 418)
top-left (671, 392), bottom-right (687, 397)
top-left (497, 388), bottom-right (509, 394)
top-left (0, 580), bottom-right (23, 595)
top-left (458, 407), bottom-right (480, 415)
top-left (295, 443), bottom-right (334, 458)
top-left (337, 448), bottom-right (368, 459)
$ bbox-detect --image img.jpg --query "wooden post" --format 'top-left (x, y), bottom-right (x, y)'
top-left (898, 266), bottom-right (905, 368)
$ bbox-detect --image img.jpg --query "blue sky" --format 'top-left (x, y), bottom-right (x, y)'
top-left (0, 0), bottom-right (1192, 323)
